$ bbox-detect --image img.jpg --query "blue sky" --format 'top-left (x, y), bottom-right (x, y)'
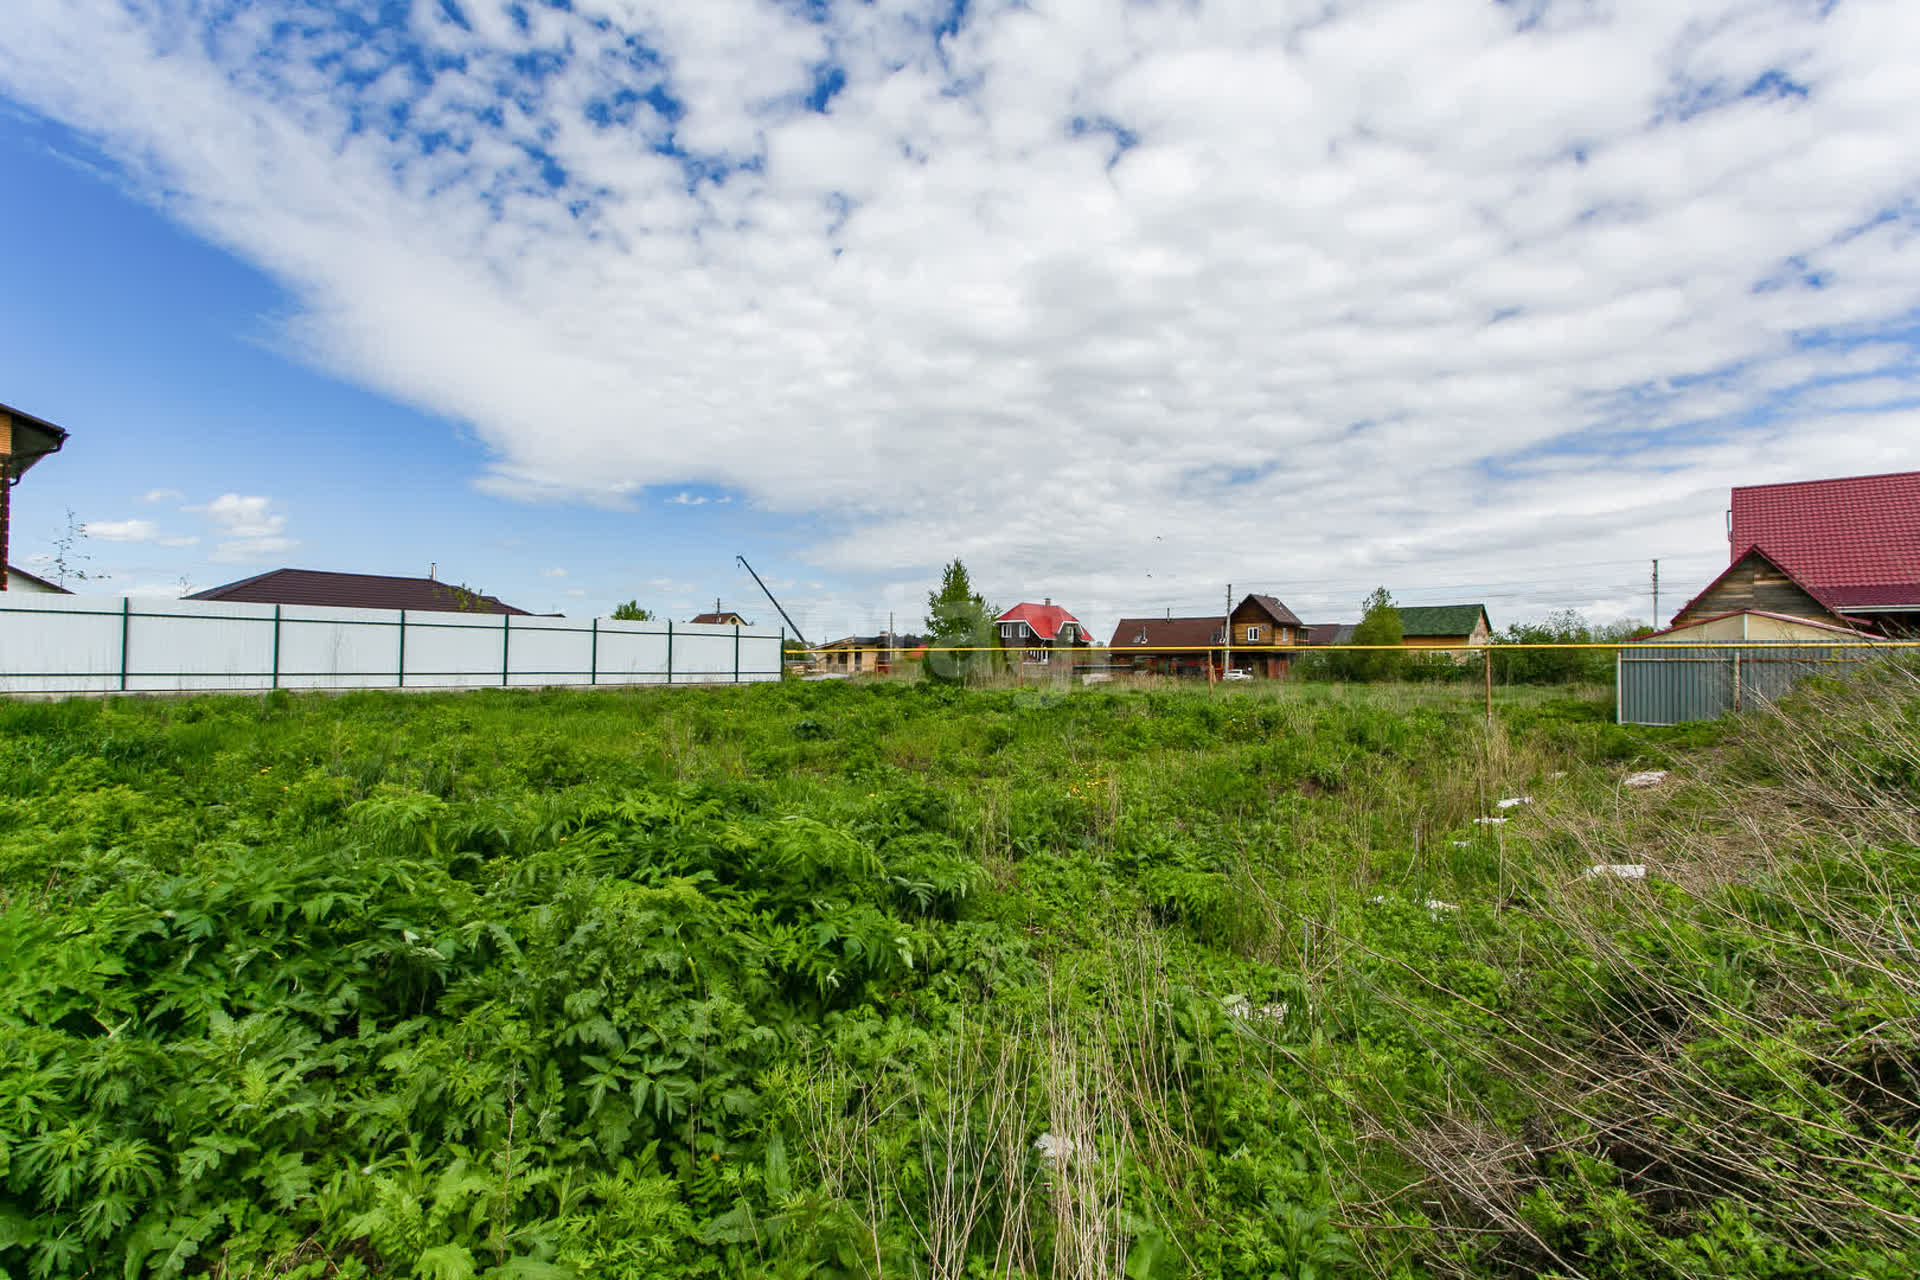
top-left (5, 0), bottom-right (1920, 643)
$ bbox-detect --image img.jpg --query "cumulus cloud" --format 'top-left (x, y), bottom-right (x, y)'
top-left (139, 488), bottom-right (184, 504)
top-left (81, 518), bottom-right (199, 548)
top-left (82, 519), bottom-right (157, 543)
top-left (7, 0), bottom-right (1920, 629)
top-left (188, 493), bottom-right (296, 562)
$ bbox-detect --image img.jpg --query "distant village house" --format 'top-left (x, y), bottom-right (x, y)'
top-left (996, 601), bottom-right (1089, 671)
top-left (1108, 593), bottom-right (1304, 678)
top-left (188, 569), bottom-right (531, 615)
top-left (690, 600), bottom-right (751, 626)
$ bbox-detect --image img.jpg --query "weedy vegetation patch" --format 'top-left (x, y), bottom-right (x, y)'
top-left (2, 665), bottom-right (1918, 1278)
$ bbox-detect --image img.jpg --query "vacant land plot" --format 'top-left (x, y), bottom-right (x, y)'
top-left (3, 670), bottom-right (1917, 1278)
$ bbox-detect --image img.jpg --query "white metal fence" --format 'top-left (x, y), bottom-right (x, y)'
top-left (0, 594), bottom-right (784, 696)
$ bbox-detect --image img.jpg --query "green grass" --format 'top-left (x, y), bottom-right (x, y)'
top-left (2, 670), bottom-right (1916, 1278)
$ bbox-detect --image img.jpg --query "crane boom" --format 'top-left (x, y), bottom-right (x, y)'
top-left (736, 555), bottom-right (809, 647)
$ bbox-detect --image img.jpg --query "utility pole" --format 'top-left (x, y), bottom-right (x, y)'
top-left (1223, 583), bottom-right (1232, 677)
top-left (1651, 559), bottom-right (1660, 626)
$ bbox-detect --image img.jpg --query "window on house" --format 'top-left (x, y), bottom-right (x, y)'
top-left (1001, 624), bottom-right (1014, 639)
top-left (1246, 626), bottom-right (1263, 642)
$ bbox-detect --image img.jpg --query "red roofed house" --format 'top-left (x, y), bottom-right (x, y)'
top-left (996, 600), bottom-right (1090, 672)
top-left (1713, 470), bottom-right (1920, 636)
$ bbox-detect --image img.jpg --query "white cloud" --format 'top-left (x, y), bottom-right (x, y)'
top-left (187, 493), bottom-right (296, 562)
top-left (541, 566), bottom-right (568, 577)
top-left (82, 519), bottom-right (158, 542)
top-left (77, 517), bottom-right (203, 550)
top-left (6, 0), bottom-right (1920, 635)
top-left (139, 488), bottom-right (184, 504)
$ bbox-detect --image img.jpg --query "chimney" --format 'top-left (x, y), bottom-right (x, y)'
top-left (428, 562), bottom-right (436, 580)
top-left (1044, 596), bottom-right (1051, 606)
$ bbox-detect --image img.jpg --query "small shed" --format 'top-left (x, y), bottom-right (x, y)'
top-left (1617, 610), bottom-right (1881, 725)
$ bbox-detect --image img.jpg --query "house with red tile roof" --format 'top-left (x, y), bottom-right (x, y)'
top-left (995, 600), bottom-right (1090, 671)
top-left (1669, 546), bottom-right (1857, 633)
top-left (1721, 470), bottom-right (1920, 635)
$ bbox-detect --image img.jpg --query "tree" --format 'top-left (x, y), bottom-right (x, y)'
top-left (49, 508), bottom-right (95, 589)
top-left (923, 559), bottom-right (997, 683)
top-left (610, 601), bottom-right (656, 621)
top-left (1341, 587), bottom-right (1407, 682)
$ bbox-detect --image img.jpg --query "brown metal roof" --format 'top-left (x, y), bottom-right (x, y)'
top-left (1240, 593), bottom-right (1303, 627)
top-left (187, 568), bottom-right (530, 614)
top-left (1107, 616), bottom-right (1226, 650)
top-left (690, 611), bottom-right (749, 625)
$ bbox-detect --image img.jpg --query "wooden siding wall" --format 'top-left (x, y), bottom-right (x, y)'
top-left (1679, 552), bottom-right (1844, 627)
top-left (1229, 603), bottom-right (1293, 645)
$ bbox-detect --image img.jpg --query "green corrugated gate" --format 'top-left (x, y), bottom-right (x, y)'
top-left (1617, 644), bottom-right (1877, 726)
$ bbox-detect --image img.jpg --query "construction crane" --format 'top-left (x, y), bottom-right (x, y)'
top-left (736, 555), bottom-right (809, 648)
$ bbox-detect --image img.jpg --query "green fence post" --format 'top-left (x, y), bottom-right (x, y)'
top-left (271, 604), bottom-right (282, 689)
top-left (733, 624), bottom-right (740, 684)
top-left (502, 614), bottom-right (512, 687)
top-left (397, 609), bottom-right (406, 688)
top-left (666, 620), bottom-right (674, 685)
top-left (118, 597), bottom-right (130, 692)
top-left (590, 617), bottom-right (599, 686)
top-left (779, 627), bottom-right (785, 682)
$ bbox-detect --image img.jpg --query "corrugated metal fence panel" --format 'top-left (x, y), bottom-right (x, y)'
top-left (1620, 646), bottom-right (1732, 725)
top-left (395, 611), bottom-right (504, 689)
top-left (592, 623), bottom-right (672, 684)
top-left (671, 624), bottom-right (741, 679)
top-left (506, 616), bottom-right (592, 687)
top-left (0, 594), bottom-right (784, 694)
top-left (0, 594), bottom-right (124, 694)
top-left (276, 604), bottom-right (403, 690)
top-left (128, 599), bottom-right (279, 693)
top-left (1619, 644), bottom-right (1877, 726)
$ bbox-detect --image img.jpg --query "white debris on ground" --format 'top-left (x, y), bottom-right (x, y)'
top-left (1368, 895), bottom-right (1459, 914)
top-left (1623, 770), bottom-right (1670, 788)
top-left (1034, 1133), bottom-right (1076, 1161)
top-left (1081, 672), bottom-right (1112, 685)
top-left (1584, 864), bottom-right (1648, 880)
top-left (1473, 817), bottom-right (1508, 825)
top-left (1222, 994), bottom-right (1290, 1022)
top-left (1451, 840), bottom-right (1471, 847)
top-left (1496, 796), bottom-right (1532, 808)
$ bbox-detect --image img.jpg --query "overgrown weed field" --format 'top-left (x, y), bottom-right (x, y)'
top-left (3, 668), bottom-right (1917, 1278)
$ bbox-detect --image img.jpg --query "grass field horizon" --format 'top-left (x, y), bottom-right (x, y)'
top-left (3, 666), bottom-right (1916, 1277)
